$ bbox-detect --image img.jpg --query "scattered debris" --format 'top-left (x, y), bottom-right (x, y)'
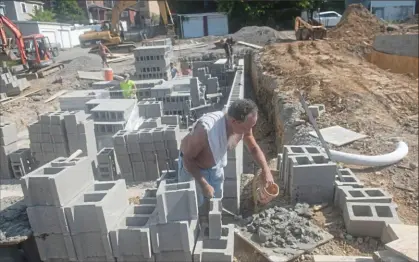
top-left (77, 70), bottom-right (104, 81)
top-left (44, 90), bottom-right (68, 103)
top-left (0, 196), bottom-right (32, 245)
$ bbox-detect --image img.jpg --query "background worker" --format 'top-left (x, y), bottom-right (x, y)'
top-left (98, 41), bottom-right (112, 68)
top-left (120, 74), bottom-right (136, 98)
top-left (170, 62), bottom-right (178, 79)
top-left (178, 99), bottom-right (274, 208)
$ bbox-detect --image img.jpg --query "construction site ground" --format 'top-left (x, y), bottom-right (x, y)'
top-left (1, 10), bottom-right (418, 261)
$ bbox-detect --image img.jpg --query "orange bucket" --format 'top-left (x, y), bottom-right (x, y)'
top-left (256, 183), bottom-right (279, 205)
top-left (103, 68), bottom-right (113, 81)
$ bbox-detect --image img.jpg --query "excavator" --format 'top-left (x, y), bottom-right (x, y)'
top-left (294, 16), bottom-right (327, 41)
top-left (0, 14), bottom-right (63, 76)
top-left (79, 0), bottom-right (175, 53)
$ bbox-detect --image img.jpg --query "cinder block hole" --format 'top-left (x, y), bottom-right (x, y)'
top-left (125, 216), bottom-right (149, 227)
top-left (340, 169), bottom-right (352, 176)
top-left (84, 193), bottom-right (106, 202)
top-left (94, 183), bottom-right (115, 191)
top-left (134, 204), bottom-right (155, 215)
top-left (318, 105), bottom-right (325, 111)
top-left (290, 146), bottom-right (304, 153)
top-left (305, 147), bottom-right (320, 154)
top-left (365, 190), bottom-right (385, 197)
top-left (165, 183), bottom-right (190, 191)
top-left (203, 239), bottom-right (228, 249)
top-left (352, 205), bottom-right (372, 217)
top-left (144, 189), bottom-right (157, 198)
top-left (41, 167), bottom-right (65, 175)
top-left (295, 156), bottom-right (310, 165)
top-left (341, 176), bottom-right (356, 182)
top-left (311, 155), bottom-right (327, 164)
top-left (348, 190), bottom-right (365, 198)
top-left (102, 148), bottom-right (113, 153)
top-left (375, 206), bottom-right (392, 217)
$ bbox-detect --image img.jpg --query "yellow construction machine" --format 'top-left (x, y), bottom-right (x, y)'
top-left (79, 0), bottom-right (175, 53)
top-left (294, 16), bottom-right (327, 41)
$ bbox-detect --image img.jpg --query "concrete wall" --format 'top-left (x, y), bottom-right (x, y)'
top-left (371, 1), bottom-right (416, 21)
top-left (373, 34), bottom-right (418, 57)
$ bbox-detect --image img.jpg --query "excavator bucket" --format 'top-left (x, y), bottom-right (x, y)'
top-left (0, 48), bottom-right (19, 62)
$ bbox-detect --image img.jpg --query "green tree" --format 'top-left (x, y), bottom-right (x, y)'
top-left (53, 0), bottom-right (86, 24)
top-left (30, 9), bottom-right (56, 22)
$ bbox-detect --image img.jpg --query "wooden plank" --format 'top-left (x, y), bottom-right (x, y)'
top-left (236, 41), bottom-right (263, 50)
top-left (173, 43), bottom-right (208, 51)
top-left (0, 97), bottom-right (12, 103)
top-left (1, 88), bottom-right (42, 105)
top-left (108, 54), bottom-right (134, 63)
top-left (77, 71), bottom-right (104, 81)
top-left (44, 90), bottom-right (68, 103)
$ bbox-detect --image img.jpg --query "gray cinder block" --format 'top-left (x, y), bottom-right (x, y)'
top-left (194, 224), bottom-right (234, 262)
top-left (110, 204), bottom-right (156, 260)
top-left (0, 122), bottom-right (18, 146)
top-left (336, 186), bottom-right (392, 210)
top-left (27, 206), bottom-right (68, 234)
top-left (34, 233), bottom-right (77, 261)
top-left (308, 104), bottom-right (325, 118)
top-left (335, 168), bottom-right (364, 188)
top-left (20, 156), bottom-right (95, 207)
top-left (156, 180), bottom-right (199, 223)
top-left (71, 231), bottom-right (113, 260)
top-left (141, 188), bottom-right (158, 205)
top-left (209, 198), bottom-right (222, 240)
top-left (343, 202), bottom-right (402, 237)
top-left (64, 180), bottom-right (128, 234)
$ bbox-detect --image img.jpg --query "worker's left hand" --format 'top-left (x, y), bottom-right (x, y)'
top-left (261, 168), bottom-right (274, 187)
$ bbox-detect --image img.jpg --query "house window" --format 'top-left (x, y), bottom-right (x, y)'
top-left (21, 3), bottom-right (27, 13)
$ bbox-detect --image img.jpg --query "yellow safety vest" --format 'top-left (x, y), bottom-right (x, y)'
top-left (120, 80), bottom-right (135, 98)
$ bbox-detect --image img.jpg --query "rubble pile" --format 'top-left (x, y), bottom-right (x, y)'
top-left (242, 205), bottom-right (324, 249)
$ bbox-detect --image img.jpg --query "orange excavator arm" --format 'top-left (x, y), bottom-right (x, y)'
top-left (0, 14), bottom-right (27, 66)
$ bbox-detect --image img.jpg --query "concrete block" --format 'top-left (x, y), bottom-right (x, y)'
top-left (141, 188), bottom-right (157, 205)
top-left (223, 175), bottom-right (240, 198)
top-left (372, 250), bottom-right (406, 262)
top-left (71, 231), bottom-right (113, 260)
top-left (313, 255), bottom-right (373, 262)
top-left (65, 180), bottom-right (128, 234)
top-left (110, 204), bottom-right (155, 259)
top-left (34, 233), bottom-right (77, 261)
top-left (155, 251), bottom-right (193, 262)
top-left (145, 160), bottom-right (160, 181)
top-left (41, 133), bottom-right (51, 143)
top-left (0, 122), bottom-right (18, 146)
top-left (336, 186), bottom-right (392, 210)
top-left (149, 216), bottom-right (199, 253)
top-left (20, 156), bottom-right (95, 207)
top-left (112, 130), bottom-right (128, 145)
top-left (335, 168), bottom-right (365, 188)
top-left (126, 131), bottom-right (141, 153)
top-left (161, 115), bottom-right (179, 126)
top-left (288, 154), bottom-right (337, 204)
top-left (308, 104), bottom-right (325, 118)
top-left (164, 125), bottom-right (180, 141)
top-left (209, 198), bottom-right (222, 240)
top-left (156, 180), bottom-right (199, 223)
top-left (139, 129), bottom-right (153, 143)
top-left (27, 206), bottom-right (68, 234)
top-left (343, 202), bottom-right (402, 237)
top-left (194, 224), bottom-right (234, 262)
top-left (29, 133), bottom-right (42, 143)
top-left (64, 111), bottom-right (86, 134)
top-left (221, 197), bottom-right (239, 215)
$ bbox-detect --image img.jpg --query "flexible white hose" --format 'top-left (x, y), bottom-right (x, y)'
top-left (322, 141), bottom-right (409, 167)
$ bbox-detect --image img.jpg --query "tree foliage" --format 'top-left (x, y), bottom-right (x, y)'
top-left (30, 9), bottom-right (56, 22)
top-left (53, 0), bottom-right (86, 23)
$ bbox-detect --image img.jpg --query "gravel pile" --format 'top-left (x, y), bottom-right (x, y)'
top-left (230, 26), bottom-right (285, 46)
top-left (0, 196), bottom-right (32, 244)
top-left (241, 204), bottom-right (324, 249)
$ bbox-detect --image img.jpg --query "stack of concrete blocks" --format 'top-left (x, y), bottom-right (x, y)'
top-left (59, 90), bottom-right (110, 111)
top-left (96, 147), bottom-right (120, 181)
top-left (194, 198), bottom-right (235, 262)
top-left (65, 179), bottom-right (129, 261)
top-left (192, 61), bottom-right (213, 78)
top-left (149, 179), bottom-right (200, 261)
top-left (334, 168), bottom-right (402, 238)
top-left (133, 45), bottom-right (172, 81)
top-left (279, 145), bottom-right (337, 204)
top-left (139, 117), bottom-right (162, 128)
top-left (211, 59), bottom-right (228, 87)
top-left (161, 115), bottom-right (180, 126)
top-left (9, 148), bottom-right (36, 179)
top-left (161, 91), bottom-right (192, 116)
top-left (197, 67), bottom-right (211, 86)
top-left (0, 122), bottom-right (19, 179)
top-left (29, 111), bottom-right (71, 165)
top-left (222, 63), bottom-right (244, 214)
top-left (135, 79), bottom-right (165, 100)
top-left (112, 130), bottom-right (135, 182)
top-left (21, 156), bottom-right (95, 261)
top-left (0, 71), bottom-right (30, 97)
top-left (138, 100), bottom-right (163, 118)
top-left (90, 99), bottom-right (136, 136)
top-left (64, 111), bottom-right (98, 165)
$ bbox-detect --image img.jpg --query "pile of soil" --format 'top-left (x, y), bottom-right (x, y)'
top-left (329, 4), bottom-right (385, 40)
top-left (230, 26), bottom-right (287, 46)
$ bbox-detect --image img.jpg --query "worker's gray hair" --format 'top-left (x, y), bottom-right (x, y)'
top-left (227, 99), bottom-right (258, 122)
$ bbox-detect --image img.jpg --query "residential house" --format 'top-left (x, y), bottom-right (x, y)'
top-left (135, 0), bottom-right (160, 22)
top-left (345, 0), bottom-right (416, 21)
top-left (0, 1), bottom-right (6, 16)
top-left (43, 0), bottom-right (111, 23)
top-left (3, 0), bottom-right (44, 21)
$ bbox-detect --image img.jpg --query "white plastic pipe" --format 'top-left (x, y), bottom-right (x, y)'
top-left (322, 141), bottom-right (409, 167)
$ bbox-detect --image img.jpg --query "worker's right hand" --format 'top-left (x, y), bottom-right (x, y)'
top-left (202, 183), bottom-right (215, 198)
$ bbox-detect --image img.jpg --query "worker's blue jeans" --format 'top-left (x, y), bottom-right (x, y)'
top-left (178, 153), bottom-right (224, 207)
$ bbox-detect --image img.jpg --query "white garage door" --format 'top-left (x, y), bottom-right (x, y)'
top-left (59, 30), bottom-right (71, 48)
top-left (208, 15), bottom-right (228, 36)
top-left (182, 16), bottom-right (204, 38)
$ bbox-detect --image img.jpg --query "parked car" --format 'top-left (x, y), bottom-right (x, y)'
top-left (313, 11), bottom-right (342, 27)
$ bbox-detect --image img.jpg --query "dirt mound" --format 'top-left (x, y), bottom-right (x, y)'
top-left (230, 26), bottom-right (286, 45)
top-left (329, 4), bottom-right (385, 42)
